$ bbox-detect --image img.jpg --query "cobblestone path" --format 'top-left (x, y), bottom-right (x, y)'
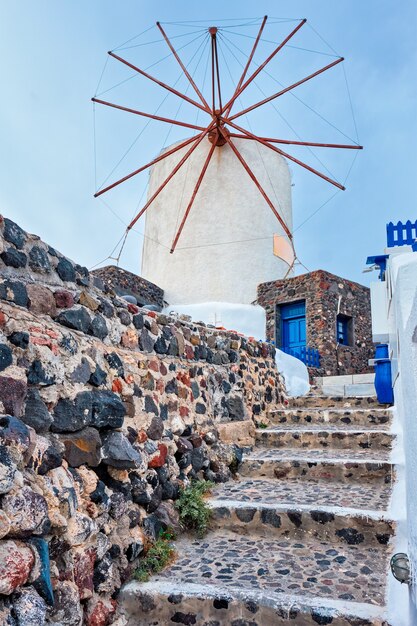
top-left (121, 394), bottom-right (397, 625)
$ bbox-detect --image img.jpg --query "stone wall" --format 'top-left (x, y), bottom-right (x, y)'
top-left (0, 215), bottom-right (285, 625)
top-left (91, 266), bottom-right (164, 310)
top-left (257, 269), bottom-right (373, 377)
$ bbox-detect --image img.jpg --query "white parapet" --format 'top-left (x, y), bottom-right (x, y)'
top-left (141, 136), bottom-right (293, 305)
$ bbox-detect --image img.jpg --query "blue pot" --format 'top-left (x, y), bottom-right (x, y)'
top-left (374, 358), bottom-right (394, 404)
top-left (375, 344), bottom-right (389, 359)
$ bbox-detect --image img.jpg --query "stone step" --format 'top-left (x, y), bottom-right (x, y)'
top-left (211, 477), bottom-right (392, 512)
top-left (286, 396), bottom-right (386, 409)
top-left (255, 427), bottom-right (395, 452)
top-left (120, 579), bottom-right (391, 625)
top-left (240, 448), bottom-right (393, 483)
top-left (268, 407), bottom-right (392, 429)
top-left (209, 500), bottom-right (394, 547)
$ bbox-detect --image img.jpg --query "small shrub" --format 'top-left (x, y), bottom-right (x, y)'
top-left (134, 530), bottom-right (176, 582)
top-left (258, 422), bottom-right (268, 429)
top-left (176, 480), bottom-right (214, 537)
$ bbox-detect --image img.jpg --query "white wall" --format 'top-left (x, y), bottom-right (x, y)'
top-left (141, 137), bottom-right (293, 305)
top-left (371, 251), bottom-right (417, 623)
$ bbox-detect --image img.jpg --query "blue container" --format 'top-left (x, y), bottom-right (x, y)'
top-left (374, 358), bottom-right (394, 404)
top-left (375, 343), bottom-right (389, 359)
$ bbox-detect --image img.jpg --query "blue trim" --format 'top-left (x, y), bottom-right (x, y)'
top-left (387, 220), bottom-right (417, 248)
top-left (281, 346), bottom-right (320, 368)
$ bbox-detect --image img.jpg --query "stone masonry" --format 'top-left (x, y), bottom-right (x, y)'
top-left (92, 266), bottom-right (164, 310)
top-left (257, 270), bottom-right (374, 377)
top-left (0, 215), bottom-right (285, 625)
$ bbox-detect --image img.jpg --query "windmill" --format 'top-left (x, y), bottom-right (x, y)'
top-left (93, 17), bottom-right (362, 305)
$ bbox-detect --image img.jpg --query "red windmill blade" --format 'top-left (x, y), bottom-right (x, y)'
top-left (93, 17), bottom-right (363, 253)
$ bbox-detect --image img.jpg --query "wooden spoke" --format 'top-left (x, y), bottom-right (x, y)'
top-left (108, 51), bottom-right (209, 114)
top-left (225, 119), bottom-right (346, 190)
top-left (228, 132), bottom-right (362, 150)
top-left (170, 140), bottom-right (217, 253)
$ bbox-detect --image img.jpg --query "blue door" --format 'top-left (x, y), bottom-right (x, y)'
top-left (280, 301), bottom-right (306, 357)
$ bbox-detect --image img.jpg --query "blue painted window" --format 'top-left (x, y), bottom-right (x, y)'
top-left (336, 314), bottom-right (352, 346)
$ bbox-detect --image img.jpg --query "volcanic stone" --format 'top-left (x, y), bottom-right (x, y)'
top-left (0, 540), bottom-right (35, 595)
top-left (9, 331), bottom-right (29, 349)
top-left (52, 392), bottom-right (93, 432)
top-left (101, 431), bottom-right (143, 469)
top-left (69, 358), bottom-right (91, 384)
top-left (132, 313), bottom-right (144, 329)
top-left (59, 428), bottom-right (102, 467)
top-left (104, 352), bottom-right (124, 377)
top-left (117, 309), bottom-right (131, 326)
top-left (54, 290), bottom-right (74, 309)
top-left (0, 444), bottom-right (17, 494)
top-left (27, 360), bottom-right (55, 386)
top-left (0, 247), bottom-right (27, 268)
top-left (146, 416), bottom-right (164, 440)
top-left (139, 327), bottom-right (154, 353)
top-left (28, 538), bottom-right (54, 606)
top-left (56, 257), bottom-right (76, 282)
top-left (3, 218), bottom-right (26, 249)
top-left (23, 388), bottom-right (53, 432)
top-left (28, 245), bottom-right (51, 273)
top-left (89, 365), bottom-right (107, 387)
top-left (56, 307), bottom-right (91, 334)
top-left (90, 314), bottom-right (108, 340)
top-left (13, 586), bottom-right (47, 625)
top-left (0, 376), bottom-right (27, 417)
top-left (91, 390), bottom-right (125, 429)
top-left (0, 344), bottom-right (13, 371)
top-left (2, 485), bottom-right (50, 537)
top-left (0, 279), bottom-right (28, 307)
top-left (154, 336), bottom-right (168, 354)
top-left (226, 395), bottom-right (245, 421)
top-left (144, 395), bottom-right (159, 415)
top-left (176, 437), bottom-right (193, 454)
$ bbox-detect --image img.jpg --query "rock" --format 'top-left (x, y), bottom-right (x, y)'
top-left (66, 513), bottom-right (97, 546)
top-left (1, 485), bottom-right (50, 537)
top-left (0, 248), bottom-right (27, 268)
top-left (0, 540), bottom-right (35, 594)
top-left (104, 352), bottom-right (124, 377)
top-left (13, 586), bottom-right (47, 626)
top-left (29, 538), bottom-right (54, 606)
top-left (154, 337), bottom-right (168, 354)
top-left (28, 246), bottom-right (51, 273)
top-left (146, 416), bottom-right (164, 440)
top-left (0, 510), bottom-right (11, 538)
top-left (91, 390), bottom-right (125, 429)
top-left (189, 433), bottom-right (203, 448)
top-left (190, 447), bottom-right (207, 472)
top-left (47, 581), bottom-right (83, 625)
top-left (139, 328), bottom-right (154, 353)
top-left (56, 307), bottom-right (91, 334)
top-left (89, 365), bottom-right (107, 387)
top-left (27, 360), bottom-right (55, 386)
top-left (148, 443), bottom-right (168, 468)
top-left (85, 595), bottom-right (117, 626)
top-left (0, 344), bottom-right (13, 371)
top-left (0, 445), bottom-right (17, 494)
top-left (79, 292), bottom-right (100, 312)
top-left (54, 290), bottom-right (74, 309)
top-left (144, 395), bottom-right (158, 415)
top-left (132, 313), bottom-right (144, 330)
top-left (73, 547), bottom-right (95, 600)
top-left (226, 395), bottom-right (246, 421)
top-left (59, 428), bottom-right (102, 467)
top-left (0, 280), bottom-right (28, 307)
top-left (176, 437), bottom-right (193, 454)
top-left (154, 502), bottom-right (182, 535)
top-left (69, 358), bottom-right (91, 385)
top-left (8, 332), bottom-right (29, 349)
top-left (27, 284), bottom-right (56, 316)
top-left (195, 402), bottom-right (206, 415)
top-left (98, 298), bottom-right (114, 319)
top-left (0, 415), bottom-right (31, 456)
top-left (90, 315), bottom-right (108, 340)
top-left (0, 599), bottom-right (15, 625)
top-left (3, 218), bottom-right (27, 249)
top-left (170, 415), bottom-right (185, 436)
top-left (56, 258), bottom-right (76, 283)
top-left (101, 431), bottom-right (143, 469)
top-left (34, 440), bottom-right (62, 475)
top-left (117, 309), bottom-right (131, 326)
top-left (52, 392), bottom-right (93, 432)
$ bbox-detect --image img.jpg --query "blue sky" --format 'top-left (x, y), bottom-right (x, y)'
top-left (0, 0), bottom-right (416, 286)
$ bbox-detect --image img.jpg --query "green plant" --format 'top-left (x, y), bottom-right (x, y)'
top-left (258, 422), bottom-right (268, 429)
top-left (134, 530), bottom-right (176, 582)
top-left (176, 480), bottom-right (214, 537)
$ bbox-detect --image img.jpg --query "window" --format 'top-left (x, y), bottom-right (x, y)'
top-left (336, 314), bottom-right (353, 346)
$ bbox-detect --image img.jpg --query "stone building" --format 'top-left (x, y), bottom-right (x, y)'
top-left (257, 269), bottom-right (374, 377)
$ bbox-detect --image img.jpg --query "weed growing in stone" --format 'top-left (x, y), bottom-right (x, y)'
top-left (258, 422), bottom-right (268, 429)
top-left (176, 480), bottom-right (214, 537)
top-left (134, 530), bottom-right (176, 582)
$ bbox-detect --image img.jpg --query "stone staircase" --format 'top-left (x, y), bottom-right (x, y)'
top-left (120, 394), bottom-right (398, 626)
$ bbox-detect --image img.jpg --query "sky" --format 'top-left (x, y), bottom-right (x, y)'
top-left (0, 0), bottom-right (416, 287)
